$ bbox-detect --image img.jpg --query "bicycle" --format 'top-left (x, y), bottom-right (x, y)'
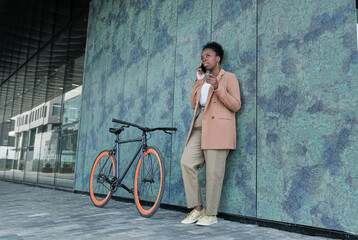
top-left (89, 118), bottom-right (177, 217)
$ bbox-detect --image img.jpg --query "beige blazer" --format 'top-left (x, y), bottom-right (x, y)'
top-left (185, 69), bottom-right (241, 149)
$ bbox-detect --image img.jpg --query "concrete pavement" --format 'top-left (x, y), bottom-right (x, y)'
top-left (0, 181), bottom-right (337, 240)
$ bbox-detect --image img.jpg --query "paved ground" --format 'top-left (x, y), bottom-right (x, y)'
top-left (0, 180), bottom-right (339, 240)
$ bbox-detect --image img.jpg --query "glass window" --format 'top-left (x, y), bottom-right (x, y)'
top-left (52, 104), bottom-right (61, 116)
top-left (10, 119), bottom-right (15, 131)
top-left (55, 85), bottom-right (82, 188)
top-left (15, 133), bottom-right (20, 149)
top-left (38, 124), bottom-right (48, 133)
top-left (18, 131), bottom-right (29, 172)
top-left (29, 128), bottom-right (36, 151)
top-left (51, 124), bottom-right (60, 131)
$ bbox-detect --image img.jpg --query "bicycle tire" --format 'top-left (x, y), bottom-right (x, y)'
top-left (134, 147), bottom-right (165, 217)
top-left (89, 150), bottom-right (115, 207)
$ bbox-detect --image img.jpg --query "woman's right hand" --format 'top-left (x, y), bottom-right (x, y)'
top-left (196, 65), bottom-right (206, 80)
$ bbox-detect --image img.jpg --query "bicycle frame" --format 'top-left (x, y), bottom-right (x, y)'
top-left (108, 131), bottom-right (148, 192)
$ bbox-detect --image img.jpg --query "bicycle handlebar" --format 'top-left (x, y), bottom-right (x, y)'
top-left (112, 118), bottom-right (177, 133)
top-left (150, 127), bottom-right (178, 132)
top-left (112, 119), bottom-right (145, 130)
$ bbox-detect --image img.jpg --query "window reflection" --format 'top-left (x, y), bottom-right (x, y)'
top-left (52, 104), bottom-right (61, 116)
top-left (0, 119), bottom-right (16, 179)
top-left (55, 86), bottom-right (82, 188)
top-left (1, 85), bottom-right (82, 188)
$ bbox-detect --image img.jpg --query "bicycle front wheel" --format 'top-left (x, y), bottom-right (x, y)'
top-left (89, 150), bottom-right (115, 208)
top-left (134, 147), bottom-right (165, 217)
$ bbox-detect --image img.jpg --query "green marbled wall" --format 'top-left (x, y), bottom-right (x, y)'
top-left (257, 0), bottom-right (358, 232)
top-left (75, 0), bottom-right (358, 233)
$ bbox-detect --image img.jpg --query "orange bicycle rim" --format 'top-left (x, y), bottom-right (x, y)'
top-left (134, 148), bottom-right (163, 215)
top-left (90, 151), bottom-right (115, 206)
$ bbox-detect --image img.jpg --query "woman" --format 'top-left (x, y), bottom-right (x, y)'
top-left (180, 42), bottom-right (241, 226)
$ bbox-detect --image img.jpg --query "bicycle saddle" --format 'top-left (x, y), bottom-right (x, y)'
top-left (109, 128), bottom-right (124, 135)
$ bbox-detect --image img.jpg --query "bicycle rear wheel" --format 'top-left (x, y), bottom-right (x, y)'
top-left (89, 150), bottom-right (115, 207)
top-left (134, 147), bottom-right (165, 217)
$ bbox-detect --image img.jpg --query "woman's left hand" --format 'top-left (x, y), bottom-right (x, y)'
top-left (206, 74), bottom-right (218, 90)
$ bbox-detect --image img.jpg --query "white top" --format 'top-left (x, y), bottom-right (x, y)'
top-left (199, 82), bottom-right (211, 106)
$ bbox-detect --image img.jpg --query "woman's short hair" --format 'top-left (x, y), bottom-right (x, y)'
top-left (202, 42), bottom-right (224, 64)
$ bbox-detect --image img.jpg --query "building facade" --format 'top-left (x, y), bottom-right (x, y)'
top-left (1, 0), bottom-right (358, 235)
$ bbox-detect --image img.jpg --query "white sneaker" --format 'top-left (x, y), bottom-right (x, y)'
top-left (196, 215), bottom-right (218, 226)
top-left (181, 208), bottom-right (205, 224)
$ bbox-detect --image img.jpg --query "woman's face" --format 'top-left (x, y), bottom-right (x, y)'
top-left (201, 48), bottom-right (220, 71)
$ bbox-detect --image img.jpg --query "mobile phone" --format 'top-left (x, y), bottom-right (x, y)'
top-left (200, 63), bottom-right (206, 73)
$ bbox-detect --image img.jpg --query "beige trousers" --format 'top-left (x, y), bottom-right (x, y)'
top-left (180, 107), bottom-right (229, 216)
